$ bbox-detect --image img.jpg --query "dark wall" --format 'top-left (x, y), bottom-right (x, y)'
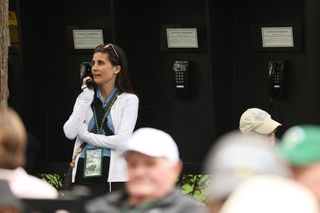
top-left (9, 0), bottom-right (320, 171)
top-left (10, 0), bottom-right (48, 161)
top-left (114, 0), bottom-right (215, 164)
top-left (303, 0), bottom-right (320, 123)
top-left (233, 0), bottom-right (308, 136)
top-left (209, 0), bottom-right (234, 137)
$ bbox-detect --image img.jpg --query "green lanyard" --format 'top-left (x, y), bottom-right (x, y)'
top-left (92, 90), bottom-right (120, 134)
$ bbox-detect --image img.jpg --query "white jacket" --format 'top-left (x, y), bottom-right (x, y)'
top-left (0, 167), bottom-right (58, 199)
top-left (63, 88), bottom-right (139, 182)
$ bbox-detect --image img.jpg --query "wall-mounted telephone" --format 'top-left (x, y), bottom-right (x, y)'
top-left (173, 61), bottom-right (189, 97)
top-left (268, 60), bottom-right (285, 98)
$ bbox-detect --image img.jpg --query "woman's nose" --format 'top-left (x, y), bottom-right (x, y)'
top-left (91, 65), bottom-right (97, 72)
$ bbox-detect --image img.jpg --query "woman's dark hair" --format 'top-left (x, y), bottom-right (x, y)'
top-left (93, 44), bottom-right (134, 94)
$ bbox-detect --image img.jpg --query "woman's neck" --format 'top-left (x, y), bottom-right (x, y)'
top-left (99, 83), bottom-right (115, 101)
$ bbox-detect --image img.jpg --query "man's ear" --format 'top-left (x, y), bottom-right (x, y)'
top-left (175, 160), bottom-right (183, 177)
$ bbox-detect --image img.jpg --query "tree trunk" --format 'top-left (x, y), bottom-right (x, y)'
top-left (0, 0), bottom-right (9, 108)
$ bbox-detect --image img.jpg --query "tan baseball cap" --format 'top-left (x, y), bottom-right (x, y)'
top-left (239, 108), bottom-right (281, 134)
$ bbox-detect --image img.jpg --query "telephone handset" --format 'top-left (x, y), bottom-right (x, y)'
top-left (80, 62), bottom-right (95, 88)
top-left (173, 61), bottom-right (189, 97)
top-left (268, 60), bottom-right (285, 98)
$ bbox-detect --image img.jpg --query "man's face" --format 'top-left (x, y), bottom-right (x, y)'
top-left (125, 152), bottom-right (181, 202)
top-left (294, 163), bottom-right (320, 201)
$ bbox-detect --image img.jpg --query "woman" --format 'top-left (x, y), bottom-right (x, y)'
top-left (63, 43), bottom-right (139, 196)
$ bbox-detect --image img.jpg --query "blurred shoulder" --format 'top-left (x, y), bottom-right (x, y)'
top-left (166, 189), bottom-right (207, 213)
top-left (85, 190), bottom-right (125, 213)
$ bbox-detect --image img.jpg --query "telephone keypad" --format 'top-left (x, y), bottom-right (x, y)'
top-left (175, 71), bottom-right (185, 84)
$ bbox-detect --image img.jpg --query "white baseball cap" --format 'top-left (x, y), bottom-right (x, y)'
top-left (204, 131), bottom-right (291, 200)
top-left (123, 128), bottom-right (180, 163)
top-left (239, 108), bottom-right (281, 134)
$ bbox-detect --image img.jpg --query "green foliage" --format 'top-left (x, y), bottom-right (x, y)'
top-left (180, 174), bottom-right (210, 202)
top-left (39, 173), bottom-right (63, 190)
top-left (39, 172), bottom-right (209, 202)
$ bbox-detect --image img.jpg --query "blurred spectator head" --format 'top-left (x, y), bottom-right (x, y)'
top-left (122, 127), bottom-right (182, 204)
top-left (280, 125), bottom-right (320, 201)
top-left (204, 131), bottom-right (291, 212)
top-left (219, 175), bottom-right (319, 213)
top-left (0, 108), bottom-right (26, 170)
top-left (0, 180), bottom-right (23, 213)
top-left (239, 108), bottom-right (281, 144)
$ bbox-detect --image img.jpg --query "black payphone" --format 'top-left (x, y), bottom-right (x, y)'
top-left (268, 60), bottom-right (286, 98)
top-left (173, 61), bottom-right (189, 97)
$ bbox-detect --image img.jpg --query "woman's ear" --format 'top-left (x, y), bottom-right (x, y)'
top-left (114, 65), bottom-right (121, 74)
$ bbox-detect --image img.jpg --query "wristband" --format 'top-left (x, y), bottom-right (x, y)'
top-left (81, 85), bottom-right (88, 90)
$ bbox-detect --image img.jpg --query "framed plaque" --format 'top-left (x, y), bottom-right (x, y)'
top-left (73, 29), bottom-right (104, 49)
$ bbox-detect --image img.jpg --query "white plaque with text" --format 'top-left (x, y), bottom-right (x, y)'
top-left (73, 29), bottom-right (104, 49)
top-left (166, 28), bottom-right (198, 48)
top-left (261, 27), bottom-right (294, 48)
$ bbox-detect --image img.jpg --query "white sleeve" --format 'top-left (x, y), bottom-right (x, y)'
top-left (79, 95), bottom-right (139, 150)
top-left (63, 88), bottom-right (94, 140)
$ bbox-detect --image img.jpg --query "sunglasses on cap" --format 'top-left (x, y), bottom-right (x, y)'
top-left (104, 43), bottom-right (119, 59)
